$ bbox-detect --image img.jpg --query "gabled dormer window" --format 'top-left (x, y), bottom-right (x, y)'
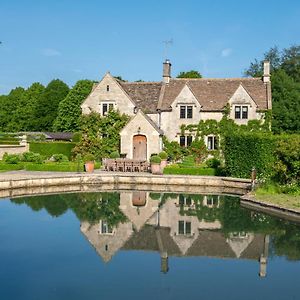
top-left (180, 105), bottom-right (193, 119)
top-left (178, 221), bottom-right (191, 235)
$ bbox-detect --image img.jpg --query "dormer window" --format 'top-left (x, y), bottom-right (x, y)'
top-left (235, 105), bottom-right (248, 119)
top-left (178, 220), bottom-right (191, 235)
top-left (106, 85), bottom-right (110, 92)
top-left (180, 105), bottom-right (193, 119)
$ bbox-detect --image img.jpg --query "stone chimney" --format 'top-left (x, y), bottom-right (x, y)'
top-left (263, 60), bottom-right (270, 83)
top-left (163, 59), bottom-right (171, 83)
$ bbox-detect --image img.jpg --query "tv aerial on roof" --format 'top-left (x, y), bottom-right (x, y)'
top-left (163, 38), bottom-right (173, 59)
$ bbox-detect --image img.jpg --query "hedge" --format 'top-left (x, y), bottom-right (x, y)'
top-left (29, 142), bottom-right (76, 159)
top-left (0, 141), bottom-right (20, 145)
top-left (0, 162), bottom-right (101, 172)
top-left (223, 132), bottom-right (276, 179)
top-left (163, 166), bottom-right (216, 176)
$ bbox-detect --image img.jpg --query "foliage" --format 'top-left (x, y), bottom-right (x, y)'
top-left (245, 45), bottom-right (300, 133)
top-left (35, 79), bottom-right (70, 131)
top-left (0, 162), bottom-right (24, 170)
top-left (206, 158), bottom-right (221, 169)
top-left (159, 151), bottom-right (168, 160)
top-left (163, 165), bottom-right (216, 176)
top-left (83, 153), bottom-right (95, 162)
top-left (72, 110), bottom-right (129, 160)
top-left (52, 153), bottom-right (69, 163)
top-left (223, 132), bottom-right (276, 179)
top-left (189, 137), bottom-right (208, 163)
top-left (72, 132), bottom-right (82, 142)
top-left (29, 142), bottom-right (76, 160)
top-left (2, 153), bottom-right (21, 164)
top-left (150, 155), bottom-right (161, 164)
top-left (109, 151), bottom-right (120, 159)
top-left (176, 70), bottom-right (202, 78)
top-left (21, 152), bottom-right (44, 164)
top-left (53, 80), bottom-right (93, 132)
top-left (162, 136), bottom-right (187, 161)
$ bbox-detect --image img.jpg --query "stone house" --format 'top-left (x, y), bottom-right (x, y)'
top-left (81, 60), bottom-right (272, 161)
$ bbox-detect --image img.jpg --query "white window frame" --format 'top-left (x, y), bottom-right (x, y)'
top-left (100, 102), bottom-right (115, 116)
top-left (178, 220), bottom-right (192, 235)
top-left (98, 220), bottom-right (114, 235)
top-left (179, 105), bottom-right (193, 119)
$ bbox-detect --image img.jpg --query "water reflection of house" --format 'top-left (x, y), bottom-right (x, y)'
top-left (81, 194), bottom-right (269, 277)
top-left (80, 191), bottom-right (159, 262)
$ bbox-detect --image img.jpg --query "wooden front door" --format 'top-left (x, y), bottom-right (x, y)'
top-left (133, 135), bottom-right (147, 160)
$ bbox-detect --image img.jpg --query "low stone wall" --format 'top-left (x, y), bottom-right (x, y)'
top-left (0, 144), bottom-right (29, 159)
top-left (0, 173), bottom-right (251, 199)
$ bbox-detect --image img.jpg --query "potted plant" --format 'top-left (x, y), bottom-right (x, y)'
top-left (150, 155), bottom-right (161, 174)
top-left (84, 153), bottom-right (95, 173)
top-left (159, 151), bottom-right (168, 170)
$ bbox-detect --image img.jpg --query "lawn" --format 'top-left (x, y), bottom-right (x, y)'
top-left (255, 188), bottom-right (300, 211)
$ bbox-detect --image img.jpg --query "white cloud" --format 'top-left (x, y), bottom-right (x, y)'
top-left (42, 48), bottom-right (61, 57)
top-left (221, 48), bottom-right (232, 57)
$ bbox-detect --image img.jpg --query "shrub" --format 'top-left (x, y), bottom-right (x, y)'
top-left (159, 151), bottom-right (168, 160)
top-left (109, 151), bottom-right (120, 159)
top-left (206, 158), bottom-right (221, 169)
top-left (3, 154), bottom-right (21, 164)
top-left (29, 142), bottom-right (76, 160)
top-left (83, 153), bottom-right (95, 162)
top-left (150, 155), bottom-right (161, 164)
top-left (22, 152), bottom-right (44, 164)
top-left (223, 132), bottom-right (276, 179)
top-left (52, 154), bottom-right (69, 163)
top-left (72, 132), bottom-right (82, 143)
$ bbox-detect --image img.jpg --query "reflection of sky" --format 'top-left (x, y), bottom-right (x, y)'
top-left (0, 198), bottom-right (300, 300)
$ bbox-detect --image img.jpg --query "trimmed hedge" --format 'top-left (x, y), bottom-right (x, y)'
top-left (163, 166), bottom-right (216, 176)
top-left (29, 142), bottom-right (76, 159)
top-left (0, 163), bottom-right (24, 171)
top-left (223, 132), bottom-right (276, 179)
top-left (0, 141), bottom-right (20, 145)
top-left (0, 161), bottom-right (101, 172)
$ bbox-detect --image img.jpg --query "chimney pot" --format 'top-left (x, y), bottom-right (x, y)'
top-left (163, 59), bottom-right (171, 83)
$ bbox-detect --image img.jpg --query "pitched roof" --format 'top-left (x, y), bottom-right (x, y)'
top-left (158, 78), bottom-right (269, 111)
top-left (119, 82), bottom-right (162, 114)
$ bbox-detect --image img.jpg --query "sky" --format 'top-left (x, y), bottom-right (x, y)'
top-left (0, 0), bottom-right (300, 94)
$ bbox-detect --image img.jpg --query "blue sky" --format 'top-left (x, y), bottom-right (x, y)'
top-left (0, 0), bottom-right (299, 94)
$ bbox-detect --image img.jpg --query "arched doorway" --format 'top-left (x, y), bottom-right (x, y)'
top-left (133, 135), bottom-right (147, 160)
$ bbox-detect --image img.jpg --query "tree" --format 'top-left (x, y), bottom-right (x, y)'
top-left (176, 70), bottom-right (202, 78)
top-left (53, 80), bottom-right (93, 132)
top-left (245, 45), bottom-right (300, 133)
top-left (35, 79), bottom-right (69, 131)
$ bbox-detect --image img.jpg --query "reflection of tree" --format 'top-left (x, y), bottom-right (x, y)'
top-left (272, 222), bottom-right (300, 261)
top-left (11, 192), bottom-right (127, 226)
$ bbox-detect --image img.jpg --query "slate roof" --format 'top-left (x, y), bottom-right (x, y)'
top-left (158, 78), bottom-right (269, 111)
top-left (122, 225), bottom-right (265, 260)
top-left (120, 82), bottom-right (162, 114)
top-left (118, 77), bottom-right (269, 113)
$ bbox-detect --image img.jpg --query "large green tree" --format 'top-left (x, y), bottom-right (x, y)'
top-left (53, 80), bottom-right (93, 132)
top-left (245, 45), bottom-right (300, 133)
top-left (176, 70), bottom-right (202, 78)
top-left (35, 79), bottom-right (69, 131)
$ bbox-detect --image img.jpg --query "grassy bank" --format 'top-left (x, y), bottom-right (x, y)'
top-left (255, 185), bottom-right (300, 211)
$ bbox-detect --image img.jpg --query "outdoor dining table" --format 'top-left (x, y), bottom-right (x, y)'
top-left (103, 158), bottom-right (149, 172)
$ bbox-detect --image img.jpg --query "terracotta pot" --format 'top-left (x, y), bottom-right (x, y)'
top-left (85, 161), bottom-right (95, 173)
top-left (151, 163), bottom-right (161, 174)
top-left (160, 159), bottom-right (168, 170)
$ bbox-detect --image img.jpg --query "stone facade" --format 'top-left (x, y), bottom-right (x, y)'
top-left (81, 60), bottom-right (272, 161)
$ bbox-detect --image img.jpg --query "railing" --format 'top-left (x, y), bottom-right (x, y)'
top-left (102, 158), bottom-right (149, 172)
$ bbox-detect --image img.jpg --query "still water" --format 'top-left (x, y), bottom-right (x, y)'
top-left (0, 191), bottom-right (300, 300)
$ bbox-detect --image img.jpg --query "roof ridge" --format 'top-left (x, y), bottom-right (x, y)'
top-left (121, 81), bottom-right (162, 85)
top-left (171, 77), bottom-right (261, 81)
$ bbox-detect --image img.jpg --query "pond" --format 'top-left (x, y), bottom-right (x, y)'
top-left (0, 191), bottom-right (300, 300)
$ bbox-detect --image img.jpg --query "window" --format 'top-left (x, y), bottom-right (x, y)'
top-left (205, 195), bottom-right (219, 207)
top-left (207, 136), bottom-right (218, 150)
top-left (106, 85), bottom-right (110, 92)
top-left (178, 221), bottom-right (191, 235)
top-left (235, 105), bottom-right (248, 119)
top-left (101, 102), bottom-right (114, 115)
top-left (242, 106), bottom-right (248, 119)
top-left (99, 220), bottom-right (113, 234)
top-left (179, 194), bottom-right (192, 206)
top-left (180, 135), bottom-right (193, 147)
top-left (180, 105), bottom-right (193, 119)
